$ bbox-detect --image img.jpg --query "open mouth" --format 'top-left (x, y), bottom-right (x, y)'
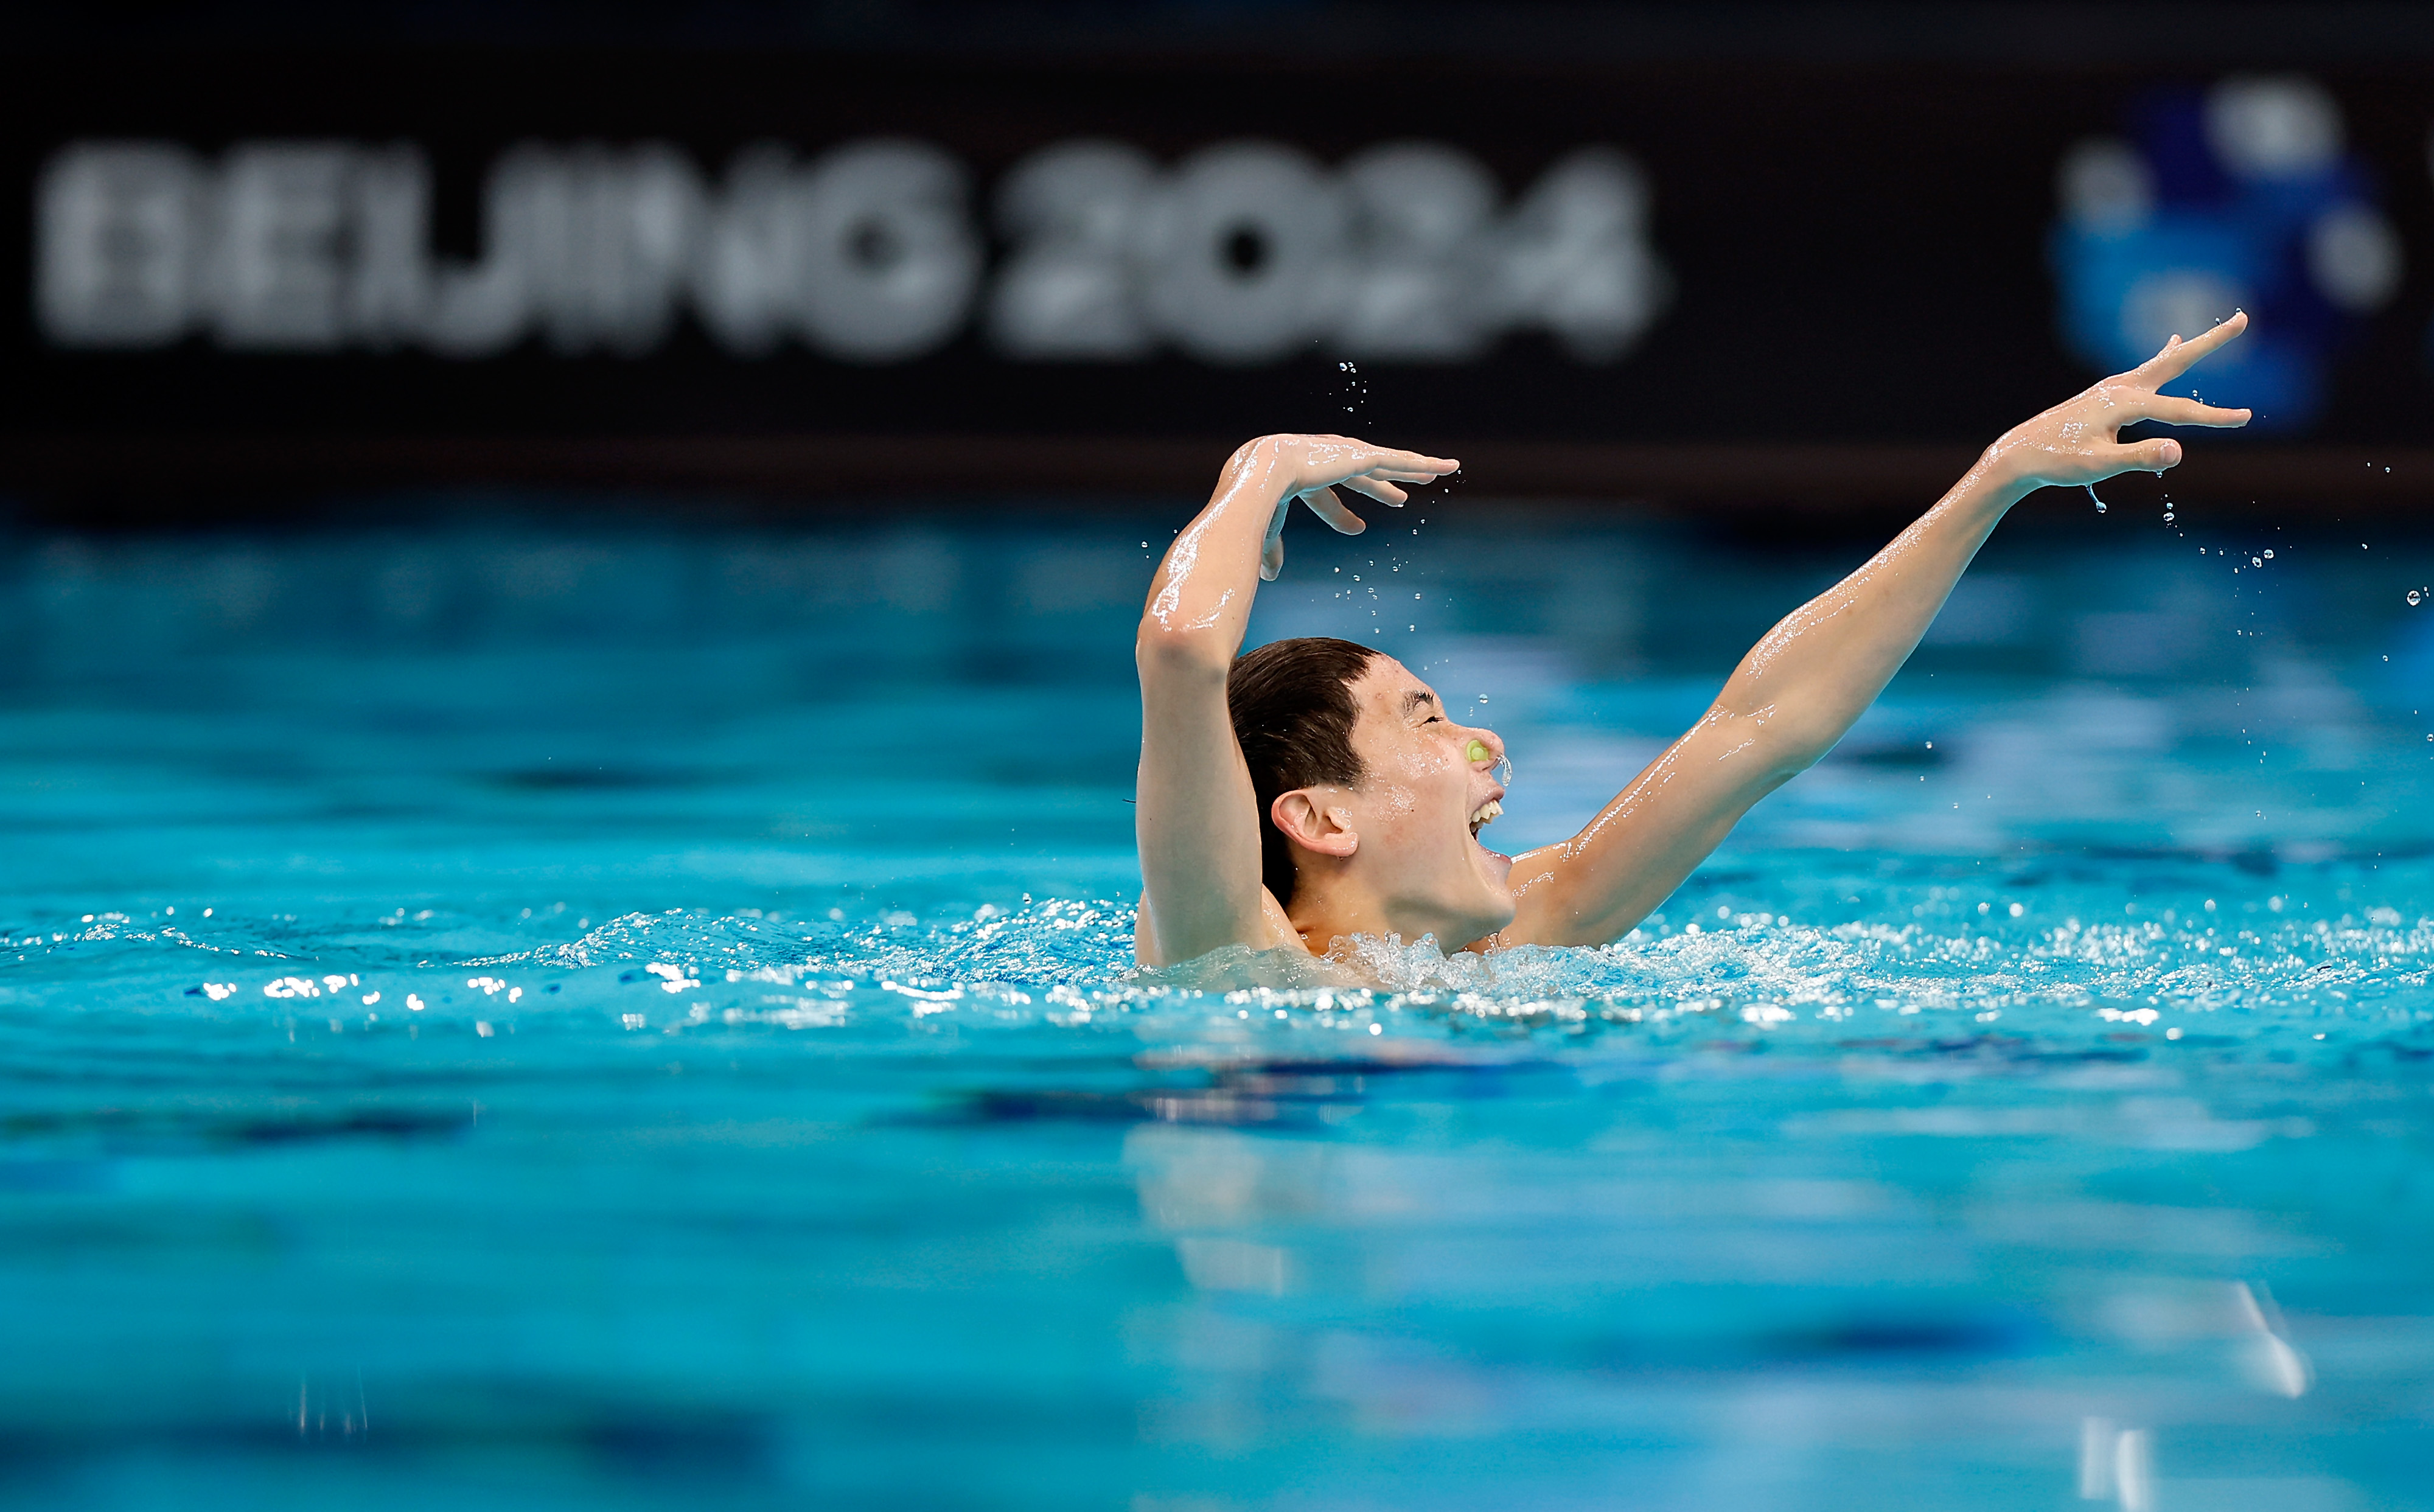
top-left (1467, 798), bottom-right (1502, 840)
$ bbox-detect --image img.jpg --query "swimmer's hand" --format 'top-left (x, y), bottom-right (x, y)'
top-left (1982, 310), bottom-right (2253, 493)
top-left (1230, 434), bottom-right (1460, 580)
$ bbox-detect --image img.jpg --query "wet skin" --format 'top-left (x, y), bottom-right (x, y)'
top-left (1132, 316), bottom-right (2254, 974)
top-left (1269, 655), bottom-right (1513, 957)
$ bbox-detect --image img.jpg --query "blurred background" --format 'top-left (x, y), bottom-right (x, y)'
top-left (6, 0), bottom-right (2434, 521)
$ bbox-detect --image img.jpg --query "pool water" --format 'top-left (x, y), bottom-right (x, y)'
top-left (5, 503), bottom-right (2434, 1510)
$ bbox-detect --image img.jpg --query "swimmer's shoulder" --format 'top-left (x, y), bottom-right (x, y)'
top-left (1133, 887), bottom-right (1309, 966)
top-left (1255, 888), bottom-right (1306, 952)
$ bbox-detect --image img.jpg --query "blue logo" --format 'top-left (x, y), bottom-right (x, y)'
top-left (2050, 77), bottom-right (2400, 431)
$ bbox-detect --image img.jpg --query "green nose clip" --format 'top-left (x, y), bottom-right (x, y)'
top-left (1466, 739), bottom-right (1491, 764)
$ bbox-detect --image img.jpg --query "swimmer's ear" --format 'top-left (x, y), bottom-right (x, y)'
top-left (1272, 790), bottom-right (1358, 859)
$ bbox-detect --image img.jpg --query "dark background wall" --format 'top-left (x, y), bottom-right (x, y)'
top-left (7, 1), bottom-right (2434, 518)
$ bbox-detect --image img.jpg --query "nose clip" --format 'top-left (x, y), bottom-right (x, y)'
top-left (1465, 739), bottom-right (1491, 764)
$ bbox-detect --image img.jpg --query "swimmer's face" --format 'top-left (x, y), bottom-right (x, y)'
top-left (1334, 655), bottom-right (1514, 947)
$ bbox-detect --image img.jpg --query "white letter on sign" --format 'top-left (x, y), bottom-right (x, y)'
top-left (1139, 142), bottom-right (1345, 364)
top-left (988, 140), bottom-right (1159, 360)
top-left (210, 142), bottom-right (351, 348)
top-left (37, 142), bottom-right (201, 347)
top-left (790, 139), bottom-right (981, 362)
top-left (347, 144), bottom-right (434, 347)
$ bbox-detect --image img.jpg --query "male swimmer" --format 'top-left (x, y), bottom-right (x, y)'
top-left (1134, 313), bottom-right (2252, 974)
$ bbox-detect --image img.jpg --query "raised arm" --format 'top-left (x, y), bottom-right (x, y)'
top-left (1135, 434), bottom-right (1460, 966)
top-left (1500, 313), bottom-right (2253, 947)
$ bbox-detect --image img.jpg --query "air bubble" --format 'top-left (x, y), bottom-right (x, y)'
top-left (2262, 549), bottom-right (2273, 559)
top-left (2409, 591), bottom-right (2421, 607)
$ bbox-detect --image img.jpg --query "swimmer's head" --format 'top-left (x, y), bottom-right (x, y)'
top-left (1228, 638), bottom-right (1513, 947)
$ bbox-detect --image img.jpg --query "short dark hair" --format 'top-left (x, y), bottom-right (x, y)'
top-left (1226, 636), bottom-right (1378, 906)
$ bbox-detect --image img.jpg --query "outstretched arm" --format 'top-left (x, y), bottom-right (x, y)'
top-left (1499, 313), bottom-right (2253, 948)
top-left (1135, 434), bottom-right (1460, 966)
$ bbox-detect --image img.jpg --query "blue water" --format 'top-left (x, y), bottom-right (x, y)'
top-left (7, 504), bottom-right (2434, 1510)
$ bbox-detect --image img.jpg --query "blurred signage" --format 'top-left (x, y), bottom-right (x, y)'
top-left (3, 53), bottom-right (2430, 456)
top-left (37, 138), bottom-right (1664, 364)
top-left (2051, 76), bottom-right (2404, 431)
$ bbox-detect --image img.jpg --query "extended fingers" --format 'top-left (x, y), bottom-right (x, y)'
top-left (2108, 436), bottom-right (2185, 473)
top-left (1356, 459), bottom-right (1456, 506)
top-left (1300, 484), bottom-right (1370, 534)
top-left (2136, 310), bottom-right (2249, 386)
top-left (1340, 475), bottom-right (1408, 507)
top-left (1359, 447), bottom-right (1460, 478)
top-left (1291, 439), bottom-right (1457, 500)
top-left (2139, 394), bottom-right (2253, 428)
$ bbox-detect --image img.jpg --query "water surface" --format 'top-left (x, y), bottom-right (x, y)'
top-left (5, 504), bottom-right (2433, 1510)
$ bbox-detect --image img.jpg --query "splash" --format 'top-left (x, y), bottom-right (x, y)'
top-left (21, 893), bottom-right (2422, 1061)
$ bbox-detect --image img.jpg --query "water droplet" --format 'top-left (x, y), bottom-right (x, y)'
top-left (2163, 512), bottom-right (2175, 523)
top-left (2085, 484), bottom-right (2105, 513)
top-left (2408, 591), bottom-right (2421, 607)
top-left (2252, 557), bottom-right (2263, 567)
top-left (2262, 549), bottom-right (2273, 559)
